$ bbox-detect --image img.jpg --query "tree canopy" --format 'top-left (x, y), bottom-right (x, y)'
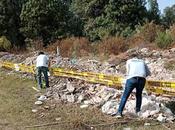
top-left (0, 0), bottom-right (174, 47)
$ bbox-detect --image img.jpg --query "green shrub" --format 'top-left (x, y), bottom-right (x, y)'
top-left (155, 31), bottom-right (173, 49)
top-left (0, 36), bottom-right (12, 51)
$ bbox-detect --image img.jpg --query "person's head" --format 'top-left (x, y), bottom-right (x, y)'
top-left (38, 51), bottom-right (44, 55)
top-left (130, 53), bottom-right (138, 58)
top-left (128, 53), bottom-right (141, 59)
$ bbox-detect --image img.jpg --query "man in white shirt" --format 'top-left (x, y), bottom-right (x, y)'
top-left (116, 54), bottom-right (151, 118)
top-left (36, 51), bottom-right (50, 89)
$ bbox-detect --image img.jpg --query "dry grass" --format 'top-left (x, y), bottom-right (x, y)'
top-left (98, 36), bottom-right (128, 56)
top-left (136, 22), bottom-right (163, 43)
top-left (0, 69), bottom-right (174, 130)
top-left (45, 37), bottom-right (91, 58)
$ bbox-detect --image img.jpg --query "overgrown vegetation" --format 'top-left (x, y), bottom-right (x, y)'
top-left (0, 36), bottom-right (12, 51)
top-left (155, 31), bottom-right (173, 49)
top-left (0, 0), bottom-right (175, 55)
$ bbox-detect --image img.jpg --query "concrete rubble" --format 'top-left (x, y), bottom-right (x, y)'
top-left (1, 47), bottom-right (175, 122)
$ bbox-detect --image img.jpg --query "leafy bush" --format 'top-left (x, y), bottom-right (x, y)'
top-left (0, 36), bottom-right (12, 51)
top-left (155, 31), bottom-right (173, 49)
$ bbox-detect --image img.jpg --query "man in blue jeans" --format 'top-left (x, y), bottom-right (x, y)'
top-left (116, 54), bottom-right (151, 118)
top-left (36, 51), bottom-right (50, 89)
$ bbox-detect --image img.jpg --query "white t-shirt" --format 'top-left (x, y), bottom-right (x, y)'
top-left (126, 58), bottom-right (150, 79)
top-left (36, 54), bottom-right (49, 67)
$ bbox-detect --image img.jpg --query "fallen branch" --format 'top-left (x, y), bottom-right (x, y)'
top-left (82, 120), bottom-right (128, 128)
top-left (25, 121), bottom-right (71, 128)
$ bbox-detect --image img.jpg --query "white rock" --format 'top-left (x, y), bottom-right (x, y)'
top-left (141, 111), bottom-right (150, 118)
top-left (67, 94), bottom-right (75, 103)
top-left (144, 123), bottom-right (151, 126)
top-left (67, 82), bottom-right (75, 93)
top-left (35, 101), bottom-right (43, 105)
top-left (80, 104), bottom-right (89, 108)
top-left (140, 48), bottom-right (149, 54)
top-left (170, 48), bottom-right (175, 52)
top-left (55, 117), bottom-right (61, 121)
top-left (38, 95), bottom-right (47, 101)
top-left (157, 113), bottom-right (166, 122)
top-left (77, 95), bottom-right (84, 103)
top-left (101, 100), bottom-right (119, 115)
top-left (32, 109), bottom-right (38, 113)
top-left (84, 100), bottom-right (91, 105)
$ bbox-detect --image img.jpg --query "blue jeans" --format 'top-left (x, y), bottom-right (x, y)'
top-left (118, 77), bottom-right (146, 114)
top-left (36, 66), bottom-right (49, 89)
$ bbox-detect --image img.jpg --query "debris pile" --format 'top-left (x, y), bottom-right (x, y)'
top-left (1, 47), bottom-right (175, 122)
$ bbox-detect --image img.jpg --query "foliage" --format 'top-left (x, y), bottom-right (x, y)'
top-left (169, 24), bottom-right (175, 41)
top-left (155, 31), bottom-right (173, 49)
top-left (0, 0), bottom-right (25, 47)
top-left (162, 5), bottom-right (175, 27)
top-left (147, 0), bottom-right (160, 23)
top-left (135, 22), bottom-right (163, 42)
top-left (0, 36), bottom-right (12, 51)
top-left (20, 0), bottom-right (82, 46)
top-left (71, 0), bottom-right (147, 41)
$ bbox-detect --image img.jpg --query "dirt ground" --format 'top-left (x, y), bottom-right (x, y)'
top-left (0, 70), bottom-right (174, 130)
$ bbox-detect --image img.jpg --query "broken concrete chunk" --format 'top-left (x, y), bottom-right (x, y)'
top-left (157, 113), bottom-right (166, 122)
top-left (101, 100), bottom-right (119, 115)
top-left (32, 109), bottom-right (38, 113)
top-left (80, 104), bottom-right (89, 108)
top-left (35, 101), bottom-right (43, 105)
top-left (67, 82), bottom-right (75, 93)
top-left (38, 95), bottom-right (47, 101)
top-left (67, 94), bottom-right (75, 103)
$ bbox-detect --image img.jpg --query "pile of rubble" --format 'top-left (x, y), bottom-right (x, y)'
top-left (1, 47), bottom-right (175, 122)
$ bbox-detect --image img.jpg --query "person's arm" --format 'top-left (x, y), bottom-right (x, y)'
top-left (126, 60), bottom-right (130, 76)
top-left (145, 64), bottom-right (151, 77)
top-left (47, 56), bottom-right (51, 68)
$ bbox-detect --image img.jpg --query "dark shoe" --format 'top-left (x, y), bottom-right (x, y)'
top-left (46, 85), bottom-right (50, 88)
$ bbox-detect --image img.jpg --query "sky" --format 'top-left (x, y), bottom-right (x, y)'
top-left (157, 0), bottom-right (175, 14)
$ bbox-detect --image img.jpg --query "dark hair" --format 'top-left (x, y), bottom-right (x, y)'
top-left (130, 53), bottom-right (137, 58)
top-left (38, 51), bottom-right (44, 55)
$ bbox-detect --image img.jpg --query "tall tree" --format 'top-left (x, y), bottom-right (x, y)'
top-left (71, 0), bottom-right (147, 41)
top-left (0, 0), bottom-right (25, 47)
top-left (147, 0), bottom-right (160, 23)
top-left (162, 5), bottom-right (175, 27)
top-left (20, 0), bottom-right (82, 46)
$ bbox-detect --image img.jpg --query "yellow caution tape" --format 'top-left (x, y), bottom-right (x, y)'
top-left (1, 61), bottom-right (175, 96)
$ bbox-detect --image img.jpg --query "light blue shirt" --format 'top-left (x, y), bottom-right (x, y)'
top-left (126, 58), bottom-right (151, 79)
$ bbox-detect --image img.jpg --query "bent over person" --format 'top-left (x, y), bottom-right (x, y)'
top-left (116, 54), bottom-right (151, 118)
top-left (36, 51), bottom-right (50, 89)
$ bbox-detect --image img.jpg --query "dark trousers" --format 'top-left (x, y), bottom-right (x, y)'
top-left (118, 77), bottom-right (146, 114)
top-left (36, 66), bottom-right (49, 89)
